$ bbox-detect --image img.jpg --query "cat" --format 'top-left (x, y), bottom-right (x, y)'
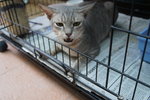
top-left (39, 1), bottom-right (117, 69)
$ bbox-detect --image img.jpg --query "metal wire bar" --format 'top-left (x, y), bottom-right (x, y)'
top-left (105, 0), bottom-right (117, 88)
top-left (31, 32), bottom-right (36, 46)
top-left (28, 33), bottom-right (31, 43)
top-left (77, 53), bottom-right (79, 71)
top-left (69, 48), bottom-right (71, 68)
top-left (48, 38), bottom-right (51, 55)
top-left (131, 23), bottom-right (150, 100)
top-left (55, 41), bottom-right (58, 59)
top-left (86, 57), bottom-right (88, 76)
top-left (6, 0), bottom-right (18, 33)
top-left (24, 30), bottom-right (28, 42)
top-left (95, 62), bottom-right (98, 82)
top-left (42, 35), bottom-right (46, 52)
top-left (1, 2), bottom-right (13, 30)
top-left (36, 33), bottom-right (41, 49)
top-left (29, 0), bottom-right (33, 16)
top-left (61, 44), bottom-right (64, 63)
top-left (1, 0), bottom-right (13, 31)
top-left (33, 0), bottom-right (36, 16)
top-left (11, 0), bottom-right (22, 35)
top-left (111, 26), bottom-right (150, 39)
top-left (0, 13), bottom-right (6, 29)
top-left (118, 0), bottom-right (134, 96)
top-left (0, 24), bottom-right (13, 30)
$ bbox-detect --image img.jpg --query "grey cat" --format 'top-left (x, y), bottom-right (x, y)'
top-left (39, 1), bottom-right (116, 69)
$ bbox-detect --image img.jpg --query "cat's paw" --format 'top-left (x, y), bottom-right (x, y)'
top-left (50, 50), bottom-right (57, 56)
top-left (47, 46), bottom-right (61, 56)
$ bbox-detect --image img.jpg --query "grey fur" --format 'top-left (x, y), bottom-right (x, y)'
top-left (39, 1), bottom-right (117, 69)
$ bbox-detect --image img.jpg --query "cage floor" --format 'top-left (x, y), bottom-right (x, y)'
top-left (26, 13), bottom-right (150, 100)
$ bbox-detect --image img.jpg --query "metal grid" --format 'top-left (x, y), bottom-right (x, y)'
top-left (0, 0), bottom-right (150, 100)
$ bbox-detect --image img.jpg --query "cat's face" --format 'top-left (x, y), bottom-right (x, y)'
top-left (39, 2), bottom-right (95, 45)
top-left (51, 10), bottom-right (85, 45)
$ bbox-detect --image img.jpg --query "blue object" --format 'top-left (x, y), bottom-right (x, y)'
top-left (137, 28), bottom-right (150, 63)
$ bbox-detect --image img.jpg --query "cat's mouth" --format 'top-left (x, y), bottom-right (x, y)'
top-left (64, 38), bottom-right (73, 43)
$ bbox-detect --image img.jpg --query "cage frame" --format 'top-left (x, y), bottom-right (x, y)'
top-left (0, 0), bottom-right (150, 100)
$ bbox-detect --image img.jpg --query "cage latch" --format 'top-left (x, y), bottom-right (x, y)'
top-left (34, 49), bottom-right (42, 59)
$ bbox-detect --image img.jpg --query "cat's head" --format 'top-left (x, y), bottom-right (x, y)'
top-left (39, 2), bottom-right (95, 45)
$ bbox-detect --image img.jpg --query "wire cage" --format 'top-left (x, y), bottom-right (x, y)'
top-left (0, 0), bottom-right (150, 100)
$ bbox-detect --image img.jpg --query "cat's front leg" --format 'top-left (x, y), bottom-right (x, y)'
top-left (50, 45), bottom-right (62, 56)
top-left (72, 56), bottom-right (87, 71)
top-left (40, 46), bottom-right (61, 60)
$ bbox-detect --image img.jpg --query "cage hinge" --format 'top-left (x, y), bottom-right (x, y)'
top-left (71, 72), bottom-right (76, 84)
top-left (64, 67), bottom-right (69, 76)
top-left (34, 49), bottom-right (41, 59)
top-left (65, 70), bottom-right (76, 85)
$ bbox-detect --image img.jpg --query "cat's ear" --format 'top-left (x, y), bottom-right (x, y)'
top-left (77, 1), bottom-right (96, 15)
top-left (39, 4), bottom-right (55, 19)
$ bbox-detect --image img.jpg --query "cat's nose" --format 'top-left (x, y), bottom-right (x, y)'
top-left (66, 33), bottom-right (72, 37)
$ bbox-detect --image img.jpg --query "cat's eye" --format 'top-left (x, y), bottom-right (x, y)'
top-left (55, 23), bottom-right (64, 27)
top-left (73, 22), bottom-right (81, 27)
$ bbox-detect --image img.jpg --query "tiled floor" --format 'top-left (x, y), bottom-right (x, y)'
top-left (0, 44), bottom-right (89, 100)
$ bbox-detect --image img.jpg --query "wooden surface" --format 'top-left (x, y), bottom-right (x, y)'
top-left (0, 44), bottom-right (90, 100)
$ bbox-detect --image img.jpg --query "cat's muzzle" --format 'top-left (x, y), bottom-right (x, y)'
top-left (64, 38), bottom-right (73, 42)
